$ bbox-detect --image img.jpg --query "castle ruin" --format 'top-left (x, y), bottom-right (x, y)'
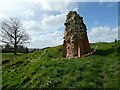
top-left (63, 11), bottom-right (91, 58)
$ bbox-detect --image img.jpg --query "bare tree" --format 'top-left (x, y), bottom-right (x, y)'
top-left (0, 18), bottom-right (30, 55)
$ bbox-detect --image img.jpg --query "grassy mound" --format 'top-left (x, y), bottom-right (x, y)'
top-left (1, 41), bottom-right (119, 89)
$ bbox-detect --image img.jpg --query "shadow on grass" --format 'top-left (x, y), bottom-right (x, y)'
top-left (93, 48), bottom-right (115, 56)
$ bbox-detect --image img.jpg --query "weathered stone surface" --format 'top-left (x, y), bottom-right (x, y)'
top-left (63, 11), bottom-right (91, 58)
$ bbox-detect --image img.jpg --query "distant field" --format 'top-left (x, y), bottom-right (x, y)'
top-left (2, 41), bottom-right (120, 89)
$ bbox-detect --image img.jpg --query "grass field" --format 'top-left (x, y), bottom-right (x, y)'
top-left (1, 41), bottom-right (120, 89)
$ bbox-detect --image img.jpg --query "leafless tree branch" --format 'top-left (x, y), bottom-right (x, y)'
top-left (1, 18), bottom-right (30, 55)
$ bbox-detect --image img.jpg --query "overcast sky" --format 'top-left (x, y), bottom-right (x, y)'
top-left (0, 0), bottom-right (119, 48)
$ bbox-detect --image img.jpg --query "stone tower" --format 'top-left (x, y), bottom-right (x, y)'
top-left (63, 11), bottom-right (91, 58)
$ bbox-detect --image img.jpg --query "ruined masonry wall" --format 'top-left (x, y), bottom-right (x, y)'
top-left (63, 11), bottom-right (91, 58)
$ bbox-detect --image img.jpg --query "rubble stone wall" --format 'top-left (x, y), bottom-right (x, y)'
top-left (63, 11), bottom-right (91, 58)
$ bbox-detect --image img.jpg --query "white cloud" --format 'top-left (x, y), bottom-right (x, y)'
top-left (21, 10), bottom-right (34, 19)
top-left (23, 20), bottom-right (40, 31)
top-left (27, 31), bottom-right (64, 48)
top-left (88, 26), bottom-right (118, 43)
top-left (39, 2), bottom-right (77, 12)
top-left (41, 13), bottom-right (66, 29)
top-left (22, 20), bottom-right (42, 36)
top-left (0, 14), bottom-right (6, 20)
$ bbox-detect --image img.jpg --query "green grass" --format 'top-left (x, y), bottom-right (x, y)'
top-left (2, 41), bottom-right (120, 89)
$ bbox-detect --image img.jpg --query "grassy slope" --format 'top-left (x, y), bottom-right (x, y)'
top-left (2, 41), bottom-right (120, 89)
